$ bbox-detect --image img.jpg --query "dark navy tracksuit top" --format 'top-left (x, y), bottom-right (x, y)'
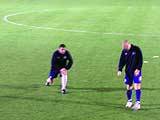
top-left (51, 50), bottom-right (73, 70)
top-left (118, 44), bottom-right (143, 78)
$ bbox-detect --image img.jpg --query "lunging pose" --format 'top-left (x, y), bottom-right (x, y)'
top-left (45, 44), bottom-right (73, 94)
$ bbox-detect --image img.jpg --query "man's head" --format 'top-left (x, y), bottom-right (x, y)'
top-left (58, 44), bottom-right (66, 54)
top-left (122, 40), bottom-right (131, 50)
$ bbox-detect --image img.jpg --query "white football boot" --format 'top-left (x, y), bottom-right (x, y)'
top-left (132, 102), bottom-right (141, 110)
top-left (125, 101), bottom-right (133, 108)
top-left (61, 89), bottom-right (67, 94)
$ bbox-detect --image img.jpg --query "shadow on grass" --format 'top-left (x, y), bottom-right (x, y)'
top-left (68, 86), bottom-right (160, 92)
top-left (0, 95), bottom-right (124, 109)
top-left (2, 95), bottom-right (160, 110)
top-left (0, 84), bottom-right (41, 90)
top-left (2, 94), bottom-right (160, 110)
top-left (2, 93), bottom-right (160, 111)
top-left (140, 103), bottom-right (160, 111)
top-left (0, 84), bottom-right (160, 92)
top-left (68, 86), bottom-right (125, 92)
top-left (1, 85), bottom-right (160, 110)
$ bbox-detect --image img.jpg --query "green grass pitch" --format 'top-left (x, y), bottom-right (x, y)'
top-left (0, 0), bottom-right (160, 120)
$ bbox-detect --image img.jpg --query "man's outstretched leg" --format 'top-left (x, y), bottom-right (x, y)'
top-left (45, 69), bottom-right (59, 86)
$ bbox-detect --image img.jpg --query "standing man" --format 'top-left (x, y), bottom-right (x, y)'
top-left (45, 44), bottom-right (73, 94)
top-left (117, 40), bottom-right (143, 110)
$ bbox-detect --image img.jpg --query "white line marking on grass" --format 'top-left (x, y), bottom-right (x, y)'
top-left (3, 10), bottom-right (160, 37)
top-left (152, 56), bottom-right (159, 58)
top-left (144, 61), bottom-right (149, 64)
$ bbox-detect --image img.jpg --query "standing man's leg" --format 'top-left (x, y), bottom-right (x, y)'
top-left (132, 83), bottom-right (141, 110)
top-left (134, 83), bottom-right (141, 103)
top-left (132, 71), bottom-right (142, 110)
top-left (125, 76), bottom-right (133, 108)
top-left (126, 85), bottom-right (133, 101)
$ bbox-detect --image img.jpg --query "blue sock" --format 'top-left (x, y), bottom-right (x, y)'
top-left (126, 90), bottom-right (132, 101)
top-left (136, 89), bottom-right (141, 102)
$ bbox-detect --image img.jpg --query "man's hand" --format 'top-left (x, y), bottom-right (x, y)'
top-left (117, 71), bottom-right (122, 76)
top-left (60, 68), bottom-right (66, 72)
top-left (134, 69), bottom-right (140, 76)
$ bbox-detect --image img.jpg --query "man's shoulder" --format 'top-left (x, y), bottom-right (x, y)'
top-left (65, 50), bottom-right (71, 55)
top-left (132, 44), bottom-right (141, 51)
top-left (53, 50), bottom-right (59, 55)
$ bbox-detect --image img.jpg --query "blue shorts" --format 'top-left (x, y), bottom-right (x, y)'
top-left (49, 69), bottom-right (61, 80)
top-left (124, 71), bottom-right (142, 86)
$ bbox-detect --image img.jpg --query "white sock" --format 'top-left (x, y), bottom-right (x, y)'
top-left (61, 75), bottom-right (67, 90)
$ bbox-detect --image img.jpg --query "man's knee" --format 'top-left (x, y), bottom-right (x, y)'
top-left (126, 85), bottom-right (133, 90)
top-left (134, 83), bottom-right (141, 90)
top-left (60, 70), bottom-right (67, 75)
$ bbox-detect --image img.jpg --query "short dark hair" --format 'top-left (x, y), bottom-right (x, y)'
top-left (59, 44), bottom-right (66, 48)
top-left (123, 40), bottom-right (129, 43)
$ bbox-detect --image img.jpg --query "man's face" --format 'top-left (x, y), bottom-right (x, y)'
top-left (58, 47), bottom-right (66, 54)
top-left (122, 41), bottom-right (129, 50)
